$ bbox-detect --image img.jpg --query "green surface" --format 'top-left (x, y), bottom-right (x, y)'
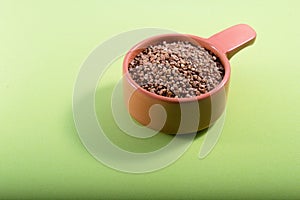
top-left (1, 0), bottom-right (299, 199)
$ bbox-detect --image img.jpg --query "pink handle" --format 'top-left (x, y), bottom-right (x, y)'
top-left (208, 24), bottom-right (256, 59)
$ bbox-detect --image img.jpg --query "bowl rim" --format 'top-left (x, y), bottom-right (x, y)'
top-left (123, 33), bottom-right (231, 103)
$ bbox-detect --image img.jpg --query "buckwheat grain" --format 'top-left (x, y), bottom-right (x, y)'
top-left (128, 41), bottom-right (224, 98)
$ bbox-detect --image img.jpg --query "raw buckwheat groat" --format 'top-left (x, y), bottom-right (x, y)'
top-left (128, 41), bottom-right (224, 98)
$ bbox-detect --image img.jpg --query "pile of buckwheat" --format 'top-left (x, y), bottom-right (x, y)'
top-left (128, 41), bottom-right (224, 98)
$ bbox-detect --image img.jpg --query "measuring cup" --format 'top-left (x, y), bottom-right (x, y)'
top-left (123, 24), bottom-right (256, 134)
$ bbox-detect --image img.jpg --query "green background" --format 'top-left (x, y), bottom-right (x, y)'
top-left (1, 0), bottom-right (299, 199)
